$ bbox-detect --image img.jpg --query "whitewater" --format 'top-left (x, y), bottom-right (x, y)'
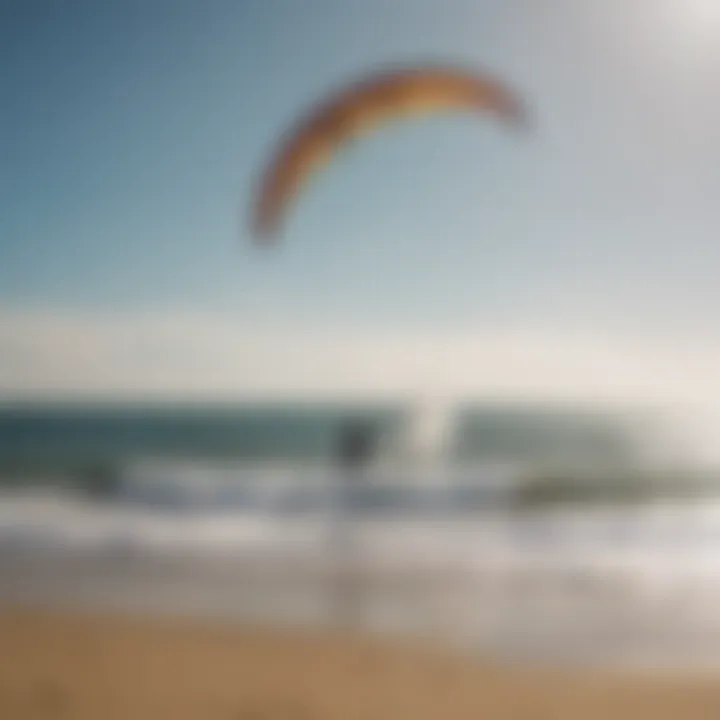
top-left (3, 463), bottom-right (720, 671)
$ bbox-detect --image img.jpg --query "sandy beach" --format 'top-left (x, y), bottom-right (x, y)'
top-left (2, 607), bottom-right (720, 719)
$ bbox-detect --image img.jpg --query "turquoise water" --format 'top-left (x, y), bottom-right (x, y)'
top-left (0, 401), bottom-right (641, 487)
top-left (0, 402), bottom-right (405, 483)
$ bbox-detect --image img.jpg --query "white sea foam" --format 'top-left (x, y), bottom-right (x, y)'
top-left (4, 472), bottom-right (720, 669)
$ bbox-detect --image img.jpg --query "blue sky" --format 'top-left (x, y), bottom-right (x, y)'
top-left (3, 0), bottom-right (720, 399)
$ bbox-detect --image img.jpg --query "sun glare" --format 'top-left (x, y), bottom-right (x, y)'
top-left (668, 0), bottom-right (720, 39)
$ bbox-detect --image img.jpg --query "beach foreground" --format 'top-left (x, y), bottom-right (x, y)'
top-left (2, 608), bottom-right (720, 719)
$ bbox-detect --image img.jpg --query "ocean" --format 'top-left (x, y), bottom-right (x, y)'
top-left (0, 400), bottom-right (646, 485)
top-left (0, 402), bottom-right (406, 485)
top-left (2, 400), bottom-right (720, 670)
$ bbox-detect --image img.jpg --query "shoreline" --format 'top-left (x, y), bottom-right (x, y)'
top-left (3, 605), bottom-right (720, 719)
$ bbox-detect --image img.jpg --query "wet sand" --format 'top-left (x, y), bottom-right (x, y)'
top-left (2, 607), bottom-right (720, 719)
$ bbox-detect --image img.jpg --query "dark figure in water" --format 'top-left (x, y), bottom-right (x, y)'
top-left (334, 420), bottom-right (377, 515)
top-left (336, 420), bottom-right (377, 470)
top-left (331, 420), bottom-right (377, 628)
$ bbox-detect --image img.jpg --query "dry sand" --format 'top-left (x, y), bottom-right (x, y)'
top-left (2, 607), bottom-right (720, 719)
